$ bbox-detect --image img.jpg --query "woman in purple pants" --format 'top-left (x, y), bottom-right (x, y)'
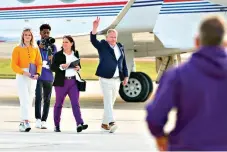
top-left (50, 35), bottom-right (88, 133)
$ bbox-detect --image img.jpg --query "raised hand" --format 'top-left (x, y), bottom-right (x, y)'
top-left (93, 17), bottom-right (100, 29)
top-left (92, 17), bottom-right (100, 34)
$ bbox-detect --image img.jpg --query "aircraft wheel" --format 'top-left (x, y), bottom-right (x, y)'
top-left (119, 72), bottom-right (150, 102)
top-left (138, 72), bottom-right (153, 101)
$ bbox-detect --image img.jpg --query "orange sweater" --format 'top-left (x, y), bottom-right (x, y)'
top-left (11, 45), bottom-right (42, 75)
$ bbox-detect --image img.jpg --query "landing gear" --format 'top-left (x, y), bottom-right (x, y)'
top-left (119, 72), bottom-right (153, 102)
top-left (155, 54), bottom-right (182, 83)
top-left (138, 72), bottom-right (153, 101)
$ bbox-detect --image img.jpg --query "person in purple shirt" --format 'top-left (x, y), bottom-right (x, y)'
top-left (35, 24), bottom-right (57, 129)
top-left (146, 15), bottom-right (227, 151)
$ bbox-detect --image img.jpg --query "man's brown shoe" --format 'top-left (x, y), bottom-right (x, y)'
top-left (101, 124), bottom-right (110, 131)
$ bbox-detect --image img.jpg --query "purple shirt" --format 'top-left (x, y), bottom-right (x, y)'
top-left (37, 40), bottom-right (57, 82)
top-left (146, 46), bottom-right (227, 151)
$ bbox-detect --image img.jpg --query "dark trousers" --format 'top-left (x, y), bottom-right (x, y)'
top-left (35, 79), bottom-right (53, 122)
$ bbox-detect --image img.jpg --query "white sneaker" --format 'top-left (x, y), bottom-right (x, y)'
top-left (109, 124), bottom-right (118, 133)
top-left (41, 121), bottom-right (47, 129)
top-left (19, 122), bottom-right (31, 132)
top-left (35, 119), bottom-right (41, 129)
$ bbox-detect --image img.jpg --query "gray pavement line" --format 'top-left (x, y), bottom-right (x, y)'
top-left (0, 144), bottom-right (61, 150)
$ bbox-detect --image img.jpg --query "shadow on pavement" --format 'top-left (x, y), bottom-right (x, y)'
top-left (0, 96), bottom-right (152, 110)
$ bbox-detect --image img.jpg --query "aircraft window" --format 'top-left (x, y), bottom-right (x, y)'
top-left (59, 0), bottom-right (77, 3)
top-left (17, 0), bottom-right (35, 3)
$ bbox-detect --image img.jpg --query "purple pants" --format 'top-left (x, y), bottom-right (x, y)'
top-left (54, 79), bottom-right (83, 126)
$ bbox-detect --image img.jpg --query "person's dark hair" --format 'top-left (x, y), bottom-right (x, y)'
top-left (40, 24), bottom-right (51, 31)
top-left (63, 35), bottom-right (76, 51)
top-left (199, 15), bottom-right (226, 46)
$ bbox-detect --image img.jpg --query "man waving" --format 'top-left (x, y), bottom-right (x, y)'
top-left (90, 17), bottom-right (129, 133)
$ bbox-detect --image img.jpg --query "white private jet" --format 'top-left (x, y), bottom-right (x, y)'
top-left (0, 0), bottom-right (225, 103)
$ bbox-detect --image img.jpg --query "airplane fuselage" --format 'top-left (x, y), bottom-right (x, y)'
top-left (0, 0), bottom-right (163, 41)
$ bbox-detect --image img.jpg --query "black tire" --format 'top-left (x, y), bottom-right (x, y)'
top-left (138, 72), bottom-right (153, 101)
top-left (119, 72), bottom-right (150, 102)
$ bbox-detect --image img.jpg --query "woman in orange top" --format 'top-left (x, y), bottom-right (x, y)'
top-left (11, 28), bottom-right (42, 132)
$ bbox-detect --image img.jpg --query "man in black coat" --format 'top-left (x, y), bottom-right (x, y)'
top-left (90, 17), bottom-right (129, 133)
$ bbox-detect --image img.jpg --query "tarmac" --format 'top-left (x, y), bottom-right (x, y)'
top-left (0, 79), bottom-right (176, 151)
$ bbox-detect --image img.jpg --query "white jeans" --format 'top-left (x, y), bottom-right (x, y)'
top-left (99, 77), bottom-right (121, 124)
top-left (16, 68), bottom-right (37, 121)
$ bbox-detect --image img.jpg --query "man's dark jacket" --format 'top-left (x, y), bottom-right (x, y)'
top-left (90, 32), bottom-right (128, 81)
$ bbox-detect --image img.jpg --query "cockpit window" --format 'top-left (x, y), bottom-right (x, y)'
top-left (17, 0), bottom-right (35, 3)
top-left (59, 0), bottom-right (77, 3)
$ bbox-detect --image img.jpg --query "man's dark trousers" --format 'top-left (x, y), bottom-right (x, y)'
top-left (35, 79), bottom-right (52, 121)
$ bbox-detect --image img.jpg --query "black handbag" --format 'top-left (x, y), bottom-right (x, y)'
top-left (76, 72), bottom-right (86, 92)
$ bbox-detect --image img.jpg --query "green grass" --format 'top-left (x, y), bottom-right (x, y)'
top-left (0, 58), bottom-right (157, 80)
